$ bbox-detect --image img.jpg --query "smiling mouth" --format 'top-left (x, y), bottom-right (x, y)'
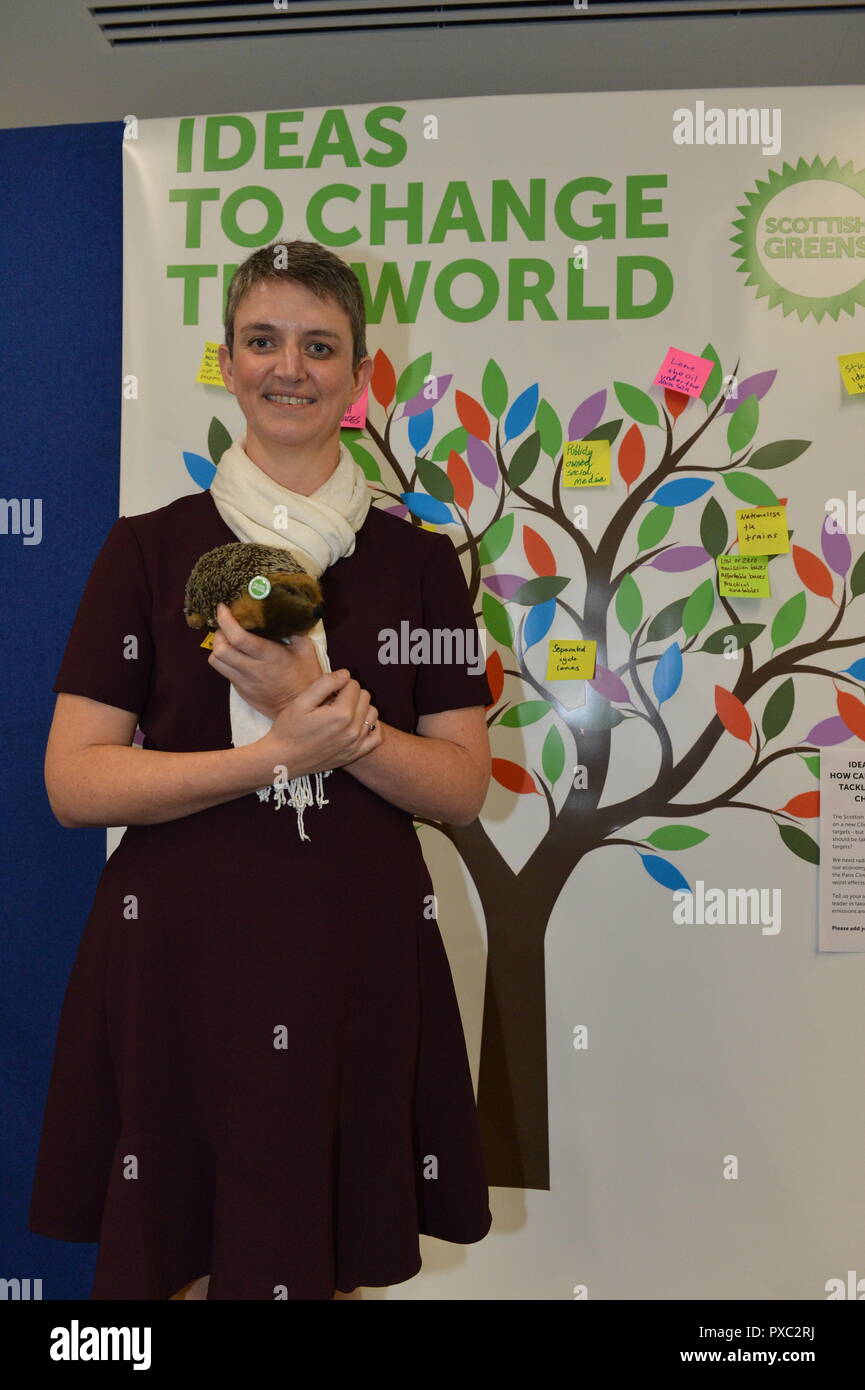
top-left (265, 393), bottom-right (315, 407)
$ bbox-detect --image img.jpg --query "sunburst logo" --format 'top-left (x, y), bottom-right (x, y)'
top-left (732, 156), bottom-right (865, 322)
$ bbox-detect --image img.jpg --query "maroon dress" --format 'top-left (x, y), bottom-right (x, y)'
top-left (28, 488), bottom-right (493, 1300)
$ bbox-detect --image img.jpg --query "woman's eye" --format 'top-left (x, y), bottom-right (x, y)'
top-left (248, 337), bottom-right (271, 349)
top-left (309, 343), bottom-right (331, 355)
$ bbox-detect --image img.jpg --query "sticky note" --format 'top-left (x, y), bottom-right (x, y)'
top-left (196, 342), bottom-right (227, 388)
top-left (717, 554), bottom-right (771, 597)
top-left (736, 505), bottom-right (790, 556)
top-left (562, 439), bottom-right (611, 487)
top-left (340, 386), bottom-right (368, 429)
top-left (546, 639), bottom-right (597, 680)
top-left (652, 348), bottom-right (715, 397)
top-left (838, 352), bottom-right (865, 395)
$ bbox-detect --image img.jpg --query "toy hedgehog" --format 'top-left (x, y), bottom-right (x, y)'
top-left (184, 541), bottom-right (325, 642)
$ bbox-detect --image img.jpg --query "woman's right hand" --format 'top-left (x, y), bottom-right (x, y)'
top-left (260, 669), bottom-right (383, 777)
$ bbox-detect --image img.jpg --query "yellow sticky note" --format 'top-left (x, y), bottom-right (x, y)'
top-left (736, 505), bottom-right (789, 556)
top-left (838, 352), bottom-right (865, 395)
top-left (196, 342), bottom-right (227, 388)
top-left (546, 639), bottom-right (597, 680)
top-left (717, 554), bottom-right (771, 597)
top-left (562, 439), bottom-right (611, 487)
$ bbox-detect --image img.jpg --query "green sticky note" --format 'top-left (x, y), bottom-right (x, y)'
top-left (717, 554), bottom-right (770, 597)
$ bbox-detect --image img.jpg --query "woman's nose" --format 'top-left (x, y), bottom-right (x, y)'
top-left (274, 341), bottom-right (308, 381)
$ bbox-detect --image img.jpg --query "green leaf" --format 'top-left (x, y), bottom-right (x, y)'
top-left (614, 381), bottom-right (660, 429)
top-left (431, 425), bottom-right (468, 462)
top-left (512, 576), bottom-right (570, 606)
top-left (414, 455), bottom-right (454, 502)
top-left (699, 495), bottom-right (729, 558)
top-left (761, 677), bottom-right (795, 740)
top-left (771, 592), bottom-right (806, 651)
top-left (727, 394), bottom-right (759, 454)
top-left (747, 440), bottom-right (811, 470)
top-left (849, 549), bottom-right (865, 599)
top-left (682, 578), bottom-right (715, 640)
top-left (482, 592), bottom-right (514, 649)
top-left (637, 505), bottom-right (675, 552)
top-left (395, 351), bottom-right (432, 404)
top-left (647, 596), bottom-right (687, 642)
top-left (542, 725), bottom-right (565, 785)
top-left (477, 513), bottom-right (514, 566)
top-left (722, 472), bottom-right (778, 507)
top-left (800, 753), bottom-right (820, 778)
top-left (645, 825), bottom-right (710, 850)
top-left (345, 440), bottom-right (381, 481)
top-left (778, 822), bottom-right (819, 865)
top-left (582, 419), bottom-right (622, 446)
top-left (700, 623), bottom-right (765, 653)
top-left (535, 398), bottom-right (562, 459)
top-left (616, 574), bottom-right (643, 637)
top-left (500, 700), bottom-right (551, 727)
top-left (208, 416), bottom-right (232, 466)
top-left (700, 345), bottom-right (723, 404)
top-left (481, 359), bottom-right (508, 417)
top-left (508, 431), bottom-right (541, 488)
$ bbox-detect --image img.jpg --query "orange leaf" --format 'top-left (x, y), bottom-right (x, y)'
top-left (485, 650), bottom-right (504, 705)
top-left (523, 525), bottom-right (556, 577)
top-left (617, 423), bottom-right (645, 488)
top-left (837, 690), bottom-right (865, 742)
top-left (447, 449), bottom-right (474, 511)
top-left (370, 349), bottom-right (395, 409)
top-left (792, 544), bottom-right (833, 600)
top-left (491, 758), bottom-right (538, 795)
top-left (715, 685), bottom-right (753, 744)
top-left (664, 387), bottom-right (690, 420)
top-left (779, 791), bottom-right (820, 818)
top-left (454, 389), bottom-right (490, 442)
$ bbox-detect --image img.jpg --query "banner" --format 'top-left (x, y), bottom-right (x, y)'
top-left (122, 88), bottom-right (865, 1299)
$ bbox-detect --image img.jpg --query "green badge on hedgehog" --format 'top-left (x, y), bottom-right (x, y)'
top-left (247, 574), bottom-right (271, 599)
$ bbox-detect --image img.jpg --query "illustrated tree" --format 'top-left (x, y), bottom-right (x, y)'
top-left (190, 347), bottom-right (865, 1190)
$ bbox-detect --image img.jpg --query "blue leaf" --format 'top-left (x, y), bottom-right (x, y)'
top-left (652, 641), bottom-right (682, 705)
top-left (638, 853), bottom-right (692, 894)
top-left (503, 383), bottom-right (539, 443)
top-left (400, 492), bottom-right (454, 525)
top-left (408, 408), bottom-right (434, 452)
top-left (184, 451), bottom-right (217, 490)
top-left (524, 597), bottom-right (556, 650)
top-left (842, 658), bottom-right (865, 681)
top-left (649, 477), bottom-right (714, 508)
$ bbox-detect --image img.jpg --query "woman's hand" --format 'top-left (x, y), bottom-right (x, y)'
top-left (207, 602), bottom-right (324, 720)
top-left (262, 669), bottom-right (383, 778)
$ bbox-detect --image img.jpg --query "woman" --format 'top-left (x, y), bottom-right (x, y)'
top-left (29, 239), bottom-right (494, 1300)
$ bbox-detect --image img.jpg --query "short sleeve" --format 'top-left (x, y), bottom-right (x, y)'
top-left (53, 516), bottom-right (154, 716)
top-left (412, 533), bottom-right (492, 718)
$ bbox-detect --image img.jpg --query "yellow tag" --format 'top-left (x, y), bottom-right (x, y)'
top-left (838, 352), bottom-right (865, 395)
top-left (200, 630), bottom-right (215, 649)
top-left (196, 342), bottom-right (227, 388)
top-left (562, 439), bottom-right (611, 488)
top-left (736, 505), bottom-right (789, 556)
top-left (546, 638), bottom-right (597, 680)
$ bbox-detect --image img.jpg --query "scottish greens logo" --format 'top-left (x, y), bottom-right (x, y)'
top-left (732, 156), bottom-right (865, 321)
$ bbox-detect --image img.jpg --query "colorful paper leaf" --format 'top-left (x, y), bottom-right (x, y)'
top-left (746, 439), bottom-right (810, 470)
top-left (568, 389), bottom-right (606, 441)
top-left (477, 513), bottom-right (515, 566)
top-left (837, 690), bottom-right (865, 741)
top-left (779, 791), bottom-right (819, 818)
top-left (761, 678), bottom-right (795, 740)
top-left (524, 598), bottom-right (556, 650)
top-left (649, 477), bottom-right (713, 507)
top-left (700, 496), bottom-right (729, 558)
top-left (485, 650), bottom-right (504, 705)
top-left (637, 505), bottom-right (675, 552)
top-left (664, 388), bottom-right (690, 420)
top-left (482, 592), bottom-right (514, 650)
top-left (481, 359), bottom-right (508, 417)
top-left (503, 384), bottom-right (539, 442)
top-left (682, 578), bottom-right (715, 640)
top-left (701, 623), bottom-right (765, 653)
top-left (616, 574), bottom-right (643, 637)
top-left (507, 431), bottom-right (541, 488)
top-left (778, 823), bottom-right (819, 864)
top-left (645, 825), bottom-right (710, 850)
top-left (454, 389), bottom-right (490, 441)
top-left (638, 853), bottom-right (691, 893)
top-left (371, 348), bottom-right (396, 408)
top-left (653, 642), bottom-right (683, 705)
top-left (727, 394), bottom-right (759, 453)
top-left (395, 352), bottom-right (432, 405)
top-left (647, 596), bottom-right (687, 643)
top-left (523, 525), bottom-right (556, 577)
top-left (500, 701), bottom-right (552, 727)
top-left (715, 686), bottom-right (753, 743)
top-left (723, 370), bottom-right (777, 412)
top-left (722, 472), bottom-right (778, 507)
top-left (805, 716), bottom-right (851, 746)
top-left (792, 545), bottom-right (834, 599)
top-left (771, 592), bottom-right (806, 651)
top-left (446, 450), bottom-right (473, 510)
top-left (649, 547), bottom-right (711, 572)
top-left (614, 381), bottom-right (660, 429)
top-left (589, 666), bottom-right (631, 704)
top-left (491, 759), bottom-right (538, 794)
top-left (542, 726), bottom-right (566, 785)
top-left (820, 514), bottom-right (852, 577)
top-left (618, 423), bottom-right (645, 488)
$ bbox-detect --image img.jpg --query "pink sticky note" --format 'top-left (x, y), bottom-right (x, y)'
top-left (340, 386), bottom-right (368, 430)
top-left (652, 348), bottom-right (714, 398)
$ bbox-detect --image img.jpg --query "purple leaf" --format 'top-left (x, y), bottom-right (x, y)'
top-left (806, 716), bottom-right (852, 746)
top-left (482, 573), bottom-right (528, 600)
top-left (567, 389), bottom-right (607, 440)
top-left (400, 374), bottom-right (453, 417)
top-left (382, 503), bottom-right (409, 518)
top-left (590, 665), bottom-right (631, 703)
top-left (820, 512), bottom-right (852, 576)
top-left (723, 369), bottom-right (777, 412)
top-left (648, 546), bottom-right (711, 572)
top-left (466, 435), bottom-right (499, 487)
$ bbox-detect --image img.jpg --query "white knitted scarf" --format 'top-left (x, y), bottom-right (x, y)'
top-left (209, 432), bottom-right (371, 840)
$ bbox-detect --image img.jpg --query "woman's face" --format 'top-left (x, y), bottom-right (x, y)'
top-left (218, 279), bottom-right (372, 460)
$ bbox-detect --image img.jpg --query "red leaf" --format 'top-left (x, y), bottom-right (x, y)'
top-left (792, 544), bottom-right (834, 599)
top-left (447, 449), bottom-right (474, 511)
top-left (837, 690), bottom-right (865, 742)
top-left (454, 390), bottom-right (490, 442)
top-left (779, 791), bottom-right (820, 818)
top-left (491, 758), bottom-right (538, 794)
top-left (715, 685), bottom-right (753, 744)
top-left (485, 650), bottom-right (504, 705)
top-left (617, 423), bottom-right (645, 488)
top-left (523, 525), bottom-right (556, 577)
top-left (664, 387), bottom-right (690, 420)
top-left (370, 349), bottom-right (395, 409)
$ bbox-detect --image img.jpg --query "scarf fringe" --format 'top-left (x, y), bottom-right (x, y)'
top-left (256, 769), bottom-right (332, 840)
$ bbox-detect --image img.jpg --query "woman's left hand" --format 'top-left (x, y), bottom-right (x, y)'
top-left (207, 602), bottom-right (324, 720)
